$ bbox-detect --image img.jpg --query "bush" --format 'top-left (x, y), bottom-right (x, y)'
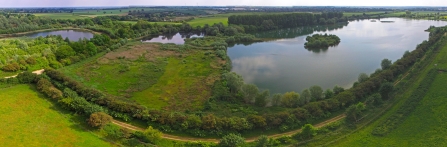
top-left (2, 62), bottom-right (20, 72)
top-left (219, 133), bottom-right (245, 147)
top-left (17, 71), bottom-right (37, 83)
top-left (87, 112), bottom-right (113, 128)
top-left (141, 126), bottom-right (162, 144)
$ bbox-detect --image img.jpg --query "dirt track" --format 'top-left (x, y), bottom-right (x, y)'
top-left (3, 69), bottom-right (45, 79)
top-left (112, 114), bottom-right (346, 143)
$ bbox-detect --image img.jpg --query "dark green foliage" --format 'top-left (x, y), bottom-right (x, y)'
top-left (345, 102), bottom-right (366, 122)
top-left (219, 133), bottom-right (245, 147)
top-left (304, 34), bottom-right (341, 49)
top-left (381, 58), bottom-right (392, 70)
top-left (87, 112), bottom-right (112, 128)
top-left (379, 82), bottom-right (394, 100)
top-left (255, 135), bottom-right (268, 147)
top-left (293, 124), bottom-right (317, 140)
top-left (16, 71), bottom-right (37, 83)
top-left (55, 45), bottom-right (76, 60)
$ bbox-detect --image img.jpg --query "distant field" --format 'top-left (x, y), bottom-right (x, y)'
top-left (0, 85), bottom-right (111, 147)
top-left (343, 12), bottom-right (386, 17)
top-left (187, 12), bottom-right (304, 27)
top-left (34, 13), bottom-right (88, 19)
top-left (120, 21), bottom-right (181, 25)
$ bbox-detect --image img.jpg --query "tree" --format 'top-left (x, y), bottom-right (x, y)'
top-left (310, 85), bottom-right (324, 101)
top-left (345, 102), bottom-right (366, 122)
top-left (365, 93), bottom-right (383, 107)
top-left (17, 71), bottom-right (37, 83)
top-left (358, 73), bottom-right (369, 83)
top-left (333, 85), bottom-right (344, 95)
top-left (255, 90), bottom-right (269, 107)
top-left (219, 133), bottom-right (245, 147)
top-left (324, 89), bottom-right (334, 99)
top-left (300, 124), bottom-right (317, 139)
top-left (222, 72), bottom-right (243, 94)
top-left (271, 93), bottom-right (282, 106)
top-left (379, 82), bottom-right (394, 100)
top-left (241, 84), bottom-right (259, 104)
top-left (87, 112), bottom-right (112, 128)
top-left (255, 135), bottom-right (268, 147)
top-left (301, 89), bottom-right (311, 104)
top-left (86, 42), bottom-right (97, 56)
top-left (381, 59), bottom-right (392, 70)
top-left (281, 92), bottom-right (300, 108)
top-left (56, 45), bottom-right (75, 60)
top-left (143, 126), bottom-right (162, 143)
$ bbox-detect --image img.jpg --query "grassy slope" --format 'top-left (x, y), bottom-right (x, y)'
top-left (331, 39), bottom-right (447, 147)
top-left (0, 84), bottom-right (111, 147)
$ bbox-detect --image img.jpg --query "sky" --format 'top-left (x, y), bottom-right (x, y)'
top-left (0, 0), bottom-right (446, 7)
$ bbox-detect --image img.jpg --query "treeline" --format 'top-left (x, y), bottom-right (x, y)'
top-left (228, 12), bottom-right (345, 31)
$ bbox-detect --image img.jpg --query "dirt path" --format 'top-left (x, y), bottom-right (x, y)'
top-left (3, 69), bottom-right (45, 79)
top-left (112, 114), bottom-right (346, 143)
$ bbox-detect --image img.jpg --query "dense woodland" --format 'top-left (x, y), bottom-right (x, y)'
top-left (228, 12), bottom-right (346, 31)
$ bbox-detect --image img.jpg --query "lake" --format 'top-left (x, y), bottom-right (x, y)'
top-left (26, 30), bottom-right (94, 41)
top-left (227, 18), bottom-right (447, 94)
top-left (143, 33), bottom-right (202, 44)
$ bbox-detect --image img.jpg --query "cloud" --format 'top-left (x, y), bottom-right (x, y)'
top-left (231, 56), bottom-right (278, 83)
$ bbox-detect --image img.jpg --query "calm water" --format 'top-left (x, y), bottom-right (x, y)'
top-left (26, 30), bottom-right (94, 41)
top-left (228, 18), bottom-right (447, 94)
top-left (143, 33), bottom-right (202, 44)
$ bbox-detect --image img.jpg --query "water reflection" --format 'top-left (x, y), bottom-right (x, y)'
top-left (26, 30), bottom-right (94, 41)
top-left (228, 18), bottom-right (447, 94)
top-left (143, 33), bottom-right (202, 44)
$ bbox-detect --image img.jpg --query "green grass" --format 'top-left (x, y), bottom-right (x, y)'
top-left (187, 12), bottom-right (305, 27)
top-left (34, 13), bottom-right (89, 19)
top-left (120, 21), bottom-right (181, 25)
top-left (0, 84), bottom-right (112, 147)
top-left (343, 12), bottom-right (386, 17)
top-left (329, 39), bottom-right (447, 147)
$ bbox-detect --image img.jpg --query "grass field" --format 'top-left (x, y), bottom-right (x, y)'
top-left (120, 21), bottom-right (182, 25)
top-left (34, 13), bottom-right (89, 19)
top-left (329, 39), bottom-right (447, 147)
top-left (60, 42), bottom-right (224, 112)
top-left (0, 84), bottom-right (112, 147)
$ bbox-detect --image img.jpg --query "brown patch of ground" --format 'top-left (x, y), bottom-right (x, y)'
top-left (103, 43), bottom-right (179, 61)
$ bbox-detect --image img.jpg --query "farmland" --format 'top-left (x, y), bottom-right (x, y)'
top-left (0, 84), bottom-right (112, 147)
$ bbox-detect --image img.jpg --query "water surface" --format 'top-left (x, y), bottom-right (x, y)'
top-left (26, 30), bottom-right (94, 41)
top-left (228, 18), bottom-right (447, 94)
top-left (143, 33), bottom-right (202, 44)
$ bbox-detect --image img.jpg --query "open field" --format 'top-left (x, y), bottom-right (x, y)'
top-left (34, 13), bottom-right (89, 19)
top-left (120, 21), bottom-right (182, 25)
top-left (0, 84), bottom-right (111, 147)
top-left (329, 38), bottom-right (447, 147)
top-left (59, 42), bottom-right (224, 112)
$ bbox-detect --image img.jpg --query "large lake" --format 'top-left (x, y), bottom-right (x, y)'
top-left (228, 18), bottom-right (447, 94)
top-left (26, 30), bottom-right (94, 41)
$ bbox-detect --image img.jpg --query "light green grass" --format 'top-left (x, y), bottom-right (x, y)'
top-left (0, 84), bottom-right (112, 147)
top-left (343, 12), bottom-right (386, 17)
top-left (187, 12), bottom-right (305, 27)
top-left (34, 13), bottom-right (89, 19)
top-left (120, 21), bottom-right (181, 25)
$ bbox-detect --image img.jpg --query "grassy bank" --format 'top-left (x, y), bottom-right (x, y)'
top-left (0, 84), bottom-right (112, 146)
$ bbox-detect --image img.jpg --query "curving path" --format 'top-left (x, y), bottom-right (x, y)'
top-left (112, 114), bottom-right (346, 143)
top-left (3, 69), bottom-right (45, 79)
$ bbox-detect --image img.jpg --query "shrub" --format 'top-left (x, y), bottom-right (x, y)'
top-left (2, 62), bottom-right (20, 72)
top-left (17, 71), bottom-right (37, 83)
top-left (87, 112), bottom-right (113, 128)
top-left (219, 133), bottom-right (245, 147)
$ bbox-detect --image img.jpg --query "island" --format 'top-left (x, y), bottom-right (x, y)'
top-left (304, 34), bottom-right (341, 49)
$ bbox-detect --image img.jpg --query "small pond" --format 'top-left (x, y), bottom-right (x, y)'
top-left (143, 33), bottom-right (202, 44)
top-left (228, 18), bottom-right (447, 94)
top-left (25, 30), bottom-right (94, 41)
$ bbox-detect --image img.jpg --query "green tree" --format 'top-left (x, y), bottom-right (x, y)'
top-left (86, 42), bottom-right (97, 56)
top-left (255, 90), bottom-right (270, 107)
top-left (381, 59), bottom-right (392, 70)
top-left (55, 45), bottom-right (76, 60)
top-left (358, 73), bottom-right (369, 83)
top-left (255, 135), bottom-right (268, 147)
top-left (223, 72), bottom-right (244, 94)
top-left (301, 89), bottom-right (311, 104)
top-left (271, 93), bottom-right (282, 106)
top-left (333, 85), bottom-right (344, 95)
top-left (281, 92), bottom-right (300, 108)
top-left (87, 112), bottom-right (112, 128)
top-left (143, 126), bottom-right (162, 143)
top-left (300, 124), bottom-right (317, 139)
top-left (241, 84), bottom-right (259, 104)
top-left (345, 102), bottom-right (366, 122)
top-left (219, 133), bottom-right (245, 147)
top-left (379, 82), bottom-right (394, 100)
top-left (17, 71), bottom-right (37, 83)
top-left (310, 85), bottom-right (323, 101)
top-left (324, 89), bottom-right (334, 99)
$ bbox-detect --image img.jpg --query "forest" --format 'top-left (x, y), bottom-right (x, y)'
top-left (304, 34), bottom-right (341, 49)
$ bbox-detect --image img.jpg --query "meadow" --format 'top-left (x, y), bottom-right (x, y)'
top-left (59, 42), bottom-right (224, 112)
top-left (0, 84), bottom-right (112, 147)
